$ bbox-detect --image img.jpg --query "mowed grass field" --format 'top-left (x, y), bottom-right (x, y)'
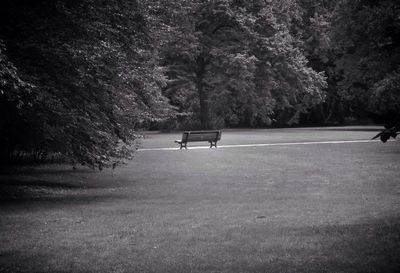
top-left (1, 126), bottom-right (400, 273)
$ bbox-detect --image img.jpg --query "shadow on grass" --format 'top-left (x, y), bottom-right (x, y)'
top-left (0, 179), bottom-right (86, 189)
top-left (0, 164), bottom-right (118, 191)
top-left (0, 186), bottom-right (121, 202)
top-left (242, 217), bottom-right (400, 273)
top-left (0, 177), bottom-right (123, 206)
top-left (0, 249), bottom-right (88, 273)
top-left (0, 166), bottom-right (95, 175)
top-left (0, 193), bottom-right (121, 206)
top-left (1, 217), bottom-right (398, 273)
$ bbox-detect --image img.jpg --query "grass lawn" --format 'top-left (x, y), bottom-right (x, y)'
top-left (1, 126), bottom-right (400, 273)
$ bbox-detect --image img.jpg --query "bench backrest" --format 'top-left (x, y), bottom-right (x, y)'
top-left (182, 130), bottom-right (221, 142)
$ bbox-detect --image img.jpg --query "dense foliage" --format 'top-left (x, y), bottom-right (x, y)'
top-left (0, 0), bottom-right (172, 168)
top-left (1, 0), bottom-right (398, 166)
top-left (332, 0), bottom-right (400, 123)
top-left (159, 0), bottom-right (326, 128)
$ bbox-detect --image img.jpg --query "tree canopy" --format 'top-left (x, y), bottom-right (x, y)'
top-left (0, 0), bottom-right (173, 168)
top-left (1, 0), bottom-right (399, 167)
top-left (159, 0), bottom-right (326, 128)
top-left (332, 0), bottom-right (400, 122)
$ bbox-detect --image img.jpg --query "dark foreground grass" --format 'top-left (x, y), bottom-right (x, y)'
top-left (1, 126), bottom-right (400, 273)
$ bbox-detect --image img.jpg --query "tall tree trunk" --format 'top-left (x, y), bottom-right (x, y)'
top-left (196, 55), bottom-right (210, 129)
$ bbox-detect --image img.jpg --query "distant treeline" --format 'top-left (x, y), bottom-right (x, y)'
top-left (1, 0), bottom-right (399, 167)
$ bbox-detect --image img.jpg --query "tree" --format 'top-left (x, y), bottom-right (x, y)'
top-left (160, 0), bottom-right (326, 128)
top-left (295, 0), bottom-right (345, 124)
top-left (331, 0), bottom-right (400, 123)
top-left (0, 0), bottom-right (173, 168)
top-left (0, 41), bottom-right (35, 163)
top-left (245, 0), bottom-right (327, 125)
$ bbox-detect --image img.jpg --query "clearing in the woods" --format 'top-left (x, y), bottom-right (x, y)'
top-left (1, 126), bottom-right (399, 273)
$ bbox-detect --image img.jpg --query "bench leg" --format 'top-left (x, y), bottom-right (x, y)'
top-left (209, 141), bottom-right (217, 148)
top-left (180, 143), bottom-right (187, 149)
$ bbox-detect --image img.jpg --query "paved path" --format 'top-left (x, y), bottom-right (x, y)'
top-left (139, 139), bottom-right (381, 151)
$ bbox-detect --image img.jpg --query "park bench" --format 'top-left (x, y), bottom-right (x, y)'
top-left (174, 130), bottom-right (222, 149)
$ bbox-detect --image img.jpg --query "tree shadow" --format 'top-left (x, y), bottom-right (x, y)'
top-left (1, 216), bottom-right (399, 273)
top-left (0, 192), bottom-right (122, 205)
top-left (0, 177), bottom-right (123, 205)
top-left (0, 165), bottom-right (95, 175)
top-left (0, 164), bottom-right (118, 192)
top-left (245, 216), bottom-right (400, 273)
top-left (0, 179), bottom-right (85, 189)
top-left (0, 183), bottom-right (125, 208)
